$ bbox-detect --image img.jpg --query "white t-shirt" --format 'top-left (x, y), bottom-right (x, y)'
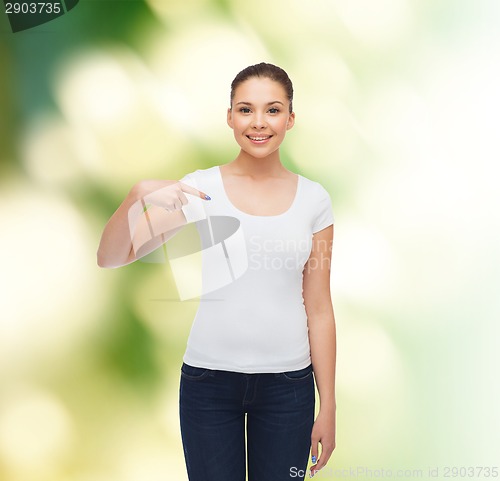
top-left (177, 165), bottom-right (334, 374)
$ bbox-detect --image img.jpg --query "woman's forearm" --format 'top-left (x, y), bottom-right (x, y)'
top-left (97, 186), bottom-right (137, 268)
top-left (96, 181), bottom-right (187, 268)
top-left (309, 310), bottom-right (337, 413)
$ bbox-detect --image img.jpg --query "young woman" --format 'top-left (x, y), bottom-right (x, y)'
top-left (97, 63), bottom-right (336, 480)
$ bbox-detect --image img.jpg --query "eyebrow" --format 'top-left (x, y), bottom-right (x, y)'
top-left (235, 101), bottom-right (285, 106)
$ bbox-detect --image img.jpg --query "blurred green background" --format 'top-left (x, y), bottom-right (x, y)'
top-left (1, 1), bottom-right (499, 480)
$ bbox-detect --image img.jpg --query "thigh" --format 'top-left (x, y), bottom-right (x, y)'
top-left (247, 364), bottom-right (315, 481)
top-left (179, 363), bottom-right (246, 481)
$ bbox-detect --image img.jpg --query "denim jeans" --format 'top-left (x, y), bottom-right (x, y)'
top-left (179, 362), bottom-right (315, 481)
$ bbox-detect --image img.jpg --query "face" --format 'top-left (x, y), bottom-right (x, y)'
top-left (227, 77), bottom-right (295, 159)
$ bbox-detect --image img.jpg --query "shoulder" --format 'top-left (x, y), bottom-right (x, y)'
top-left (180, 166), bottom-right (219, 182)
top-left (299, 174), bottom-right (332, 200)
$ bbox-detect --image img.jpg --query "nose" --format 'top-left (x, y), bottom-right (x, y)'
top-left (251, 113), bottom-right (267, 130)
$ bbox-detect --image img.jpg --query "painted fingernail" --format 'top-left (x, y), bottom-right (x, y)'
top-left (311, 455), bottom-right (317, 463)
top-left (204, 195), bottom-right (211, 200)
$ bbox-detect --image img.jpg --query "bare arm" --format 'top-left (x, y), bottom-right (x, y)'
top-left (302, 224), bottom-right (336, 476)
top-left (97, 180), bottom-right (210, 268)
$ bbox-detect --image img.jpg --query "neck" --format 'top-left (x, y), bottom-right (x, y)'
top-left (228, 149), bottom-right (287, 179)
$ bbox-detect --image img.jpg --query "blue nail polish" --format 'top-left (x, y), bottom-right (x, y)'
top-left (312, 455), bottom-right (317, 463)
top-left (205, 195), bottom-right (211, 200)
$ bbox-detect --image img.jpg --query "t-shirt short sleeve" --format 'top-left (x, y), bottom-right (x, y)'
top-left (312, 184), bottom-right (334, 234)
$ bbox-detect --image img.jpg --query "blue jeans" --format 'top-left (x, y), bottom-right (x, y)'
top-left (179, 362), bottom-right (315, 481)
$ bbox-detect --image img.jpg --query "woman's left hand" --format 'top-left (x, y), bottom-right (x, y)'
top-left (310, 408), bottom-right (336, 477)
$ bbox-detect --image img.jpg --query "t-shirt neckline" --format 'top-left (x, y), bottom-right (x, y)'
top-left (216, 165), bottom-right (302, 218)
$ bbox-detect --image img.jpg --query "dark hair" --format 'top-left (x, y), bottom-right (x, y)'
top-left (230, 62), bottom-right (294, 113)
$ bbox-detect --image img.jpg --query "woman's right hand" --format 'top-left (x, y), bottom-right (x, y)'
top-left (97, 178), bottom-right (210, 269)
top-left (134, 179), bottom-right (211, 212)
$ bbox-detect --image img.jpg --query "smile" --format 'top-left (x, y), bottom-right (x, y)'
top-left (247, 135), bottom-right (273, 143)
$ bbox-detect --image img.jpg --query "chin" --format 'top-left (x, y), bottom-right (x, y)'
top-left (239, 142), bottom-right (279, 158)
top-left (244, 149), bottom-right (277, 160)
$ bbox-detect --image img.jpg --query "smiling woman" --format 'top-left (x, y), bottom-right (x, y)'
top-left (97, 62), bottom-right (336, 481)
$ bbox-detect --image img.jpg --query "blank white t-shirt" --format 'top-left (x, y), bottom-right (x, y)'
top-left (177, 166), bottom-right (334, 373)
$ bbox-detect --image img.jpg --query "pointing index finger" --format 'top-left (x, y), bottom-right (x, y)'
top-left (178, 181), bottom-right (211, 200)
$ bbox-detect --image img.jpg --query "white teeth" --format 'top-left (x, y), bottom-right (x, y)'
top-left (249, 136), bottom-right (270, 141)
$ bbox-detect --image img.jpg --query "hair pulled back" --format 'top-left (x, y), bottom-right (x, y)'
top-left (230, 62), bottom-right (294, 113)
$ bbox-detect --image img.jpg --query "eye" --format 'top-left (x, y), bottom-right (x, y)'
top-left (268, 107), bottom-right (280, 114)
top-left (239, 107), bottom-right (251, 114)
